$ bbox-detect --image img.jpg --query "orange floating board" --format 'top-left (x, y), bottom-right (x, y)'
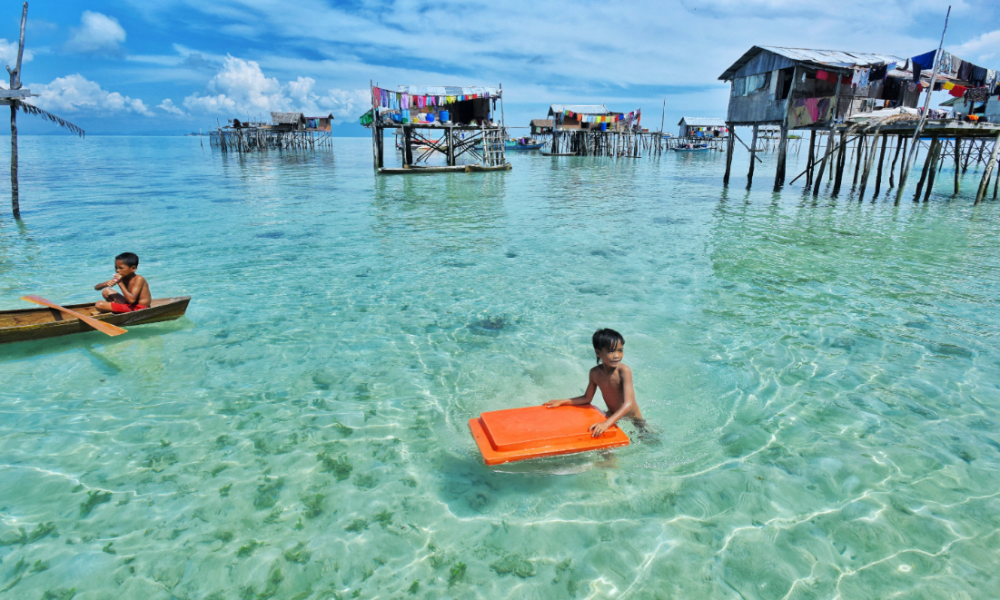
top-left (469, 405), bottom-right (630, 465)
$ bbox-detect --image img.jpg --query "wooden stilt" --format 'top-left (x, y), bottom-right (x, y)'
top-left (403, 126), bottom-right (413, 166)
top-left (9, 103), bottom-right (18, 219)
top-left (923, 138), bottom-right (942, 202)
top-left (774, 125), bottom-right (789, 190)
top-left (806, 130), bottom-right (816, 189)
top-left (888, 134), bottom-right (902, 188)
top-left (975, 131), bottom-right (1000, 205)
top-left (953, 137), bottom-right (961, 195)
top-left (859, 133), bottom-right (879, 201)
top-left (853, 134), bottom-right (865, 187)
top-left (723, 127), bottom-right (734, 185)
top-left (913, 138), bottom-right (934, 200)
top-left (962, 136), bottom-right (974, 173)
top-left (747, 124), bottom-right (758, 188)
top-left (873, 133), bottom-right (888, 198)
top-left (833, 132), bottom-right (847, 195)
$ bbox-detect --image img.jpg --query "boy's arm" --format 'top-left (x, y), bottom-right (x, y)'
top-left (589, 367), bottom-right (636, 437)
top-left (116, 276), bottom-right (144, 304)
top-left (544, 372), bottom-right (597, 408)
top-left (95, 275), bottom-right (119, 290)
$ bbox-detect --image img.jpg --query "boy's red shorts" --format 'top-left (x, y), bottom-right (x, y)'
top-left (111, 303), bottom-right (148, 313)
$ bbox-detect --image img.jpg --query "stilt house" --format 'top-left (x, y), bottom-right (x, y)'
top-left (678, 117), bottom-right (727, 138)
top-left (366, 84), bottom-right (510, 174)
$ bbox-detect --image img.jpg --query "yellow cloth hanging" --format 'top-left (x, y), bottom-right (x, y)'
top-left (942, 81), bottom-right (955, 90)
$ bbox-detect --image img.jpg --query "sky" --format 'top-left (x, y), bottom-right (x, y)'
top-left (1, 0), bottom-right (999, 136)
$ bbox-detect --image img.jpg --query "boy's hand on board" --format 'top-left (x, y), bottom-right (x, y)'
top-left (543, 400), bottom-right (565, 408)
top-left (589, 420), bottom-right (612, 438)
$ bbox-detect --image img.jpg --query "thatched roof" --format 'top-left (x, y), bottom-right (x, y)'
top-left (530, 119), bottom-right (553, 128)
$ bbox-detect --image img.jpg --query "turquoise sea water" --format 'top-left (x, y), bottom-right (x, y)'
top-left (1, 136), bottom-right (999, 599)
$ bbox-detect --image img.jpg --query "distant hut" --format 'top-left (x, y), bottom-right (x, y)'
top-left (270, 112), bottom-right (307, 131)
top-left (304, 114), bottom-right (334, 132)
top-left (678, 117), bottom-right (727, 138)
top-left (530, 119), bottom-right (553, 136)
top-left (546, 104), bottom-right (642, 156)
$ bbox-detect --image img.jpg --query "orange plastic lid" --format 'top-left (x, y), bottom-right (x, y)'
top-left (468, 405), bottom-right (630, 465)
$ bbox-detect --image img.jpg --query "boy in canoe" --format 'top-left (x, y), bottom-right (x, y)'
top-left (94, 252), bottom-right (151, 313)
top-left (544, 328), bottom-right (644, 437)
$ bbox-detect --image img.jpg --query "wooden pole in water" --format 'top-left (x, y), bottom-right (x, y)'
top-left (747, 124), bottom-right (758, 188)
top-left (924, 140), bottom-right (944, 202)
top-left (7, 2), bottom-right (27, 219)
top-left (723, 126), bottom-right (734, 185)
top-left (775, 66), bottom-right (799, 190)
top-left (813, 75), bottom-right (842, 197)
top-left (873, 133), bottom-right (888, 198)
top-left (897, 5), bottom-right (950, 204)
top-left (975, 131), bottom-right (1000, 205)
top-left (889, 134), bottom-right (903, 188)
top-left (806, 130), bottom-right (816, 189)
top-left (953, 137), bottom-right (961, 195)
top-left (859, 132), bottom-right (879, 201)
top-left (853, 134), bottom-right (865, 187)
top-left (914, 137), bottom-right (936, 200)
top-left (833, 132), bottom-right (847, 195)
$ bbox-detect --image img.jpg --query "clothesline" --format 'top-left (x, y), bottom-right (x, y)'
top-left (371, 86), bottom-right (497, 111)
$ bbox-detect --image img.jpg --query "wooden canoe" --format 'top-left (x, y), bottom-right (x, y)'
top-left (0, 296), bottom-right (191, 345)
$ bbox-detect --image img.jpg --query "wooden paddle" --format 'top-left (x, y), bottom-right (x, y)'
top-left (21, 295), bottom-right (127, 337)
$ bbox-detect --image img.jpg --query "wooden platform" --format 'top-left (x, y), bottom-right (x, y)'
top-left (469, 405), bottom-right (630, 465)
top-left (378, 163), bottom-right (511, 175)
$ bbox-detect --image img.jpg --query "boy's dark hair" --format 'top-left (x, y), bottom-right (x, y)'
top-left (593, 328), bottom-right (625, 364)
top-left (116, 252), bottom-right (139, 268)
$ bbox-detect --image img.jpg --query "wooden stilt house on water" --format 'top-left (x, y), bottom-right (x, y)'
top-left (718, 46), bottom-right (908, 189)
top-left (545, 104), bottom-right (645, 157)
top-left (364, 84), bottom-right (510, 174)
top-left (719, 45), bottom-right (1000, 203)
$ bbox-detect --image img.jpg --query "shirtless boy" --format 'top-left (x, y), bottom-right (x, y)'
top-left (94, 252), bottom-right (152, 313)
top-left (544, 328), bottom-right (643, 437)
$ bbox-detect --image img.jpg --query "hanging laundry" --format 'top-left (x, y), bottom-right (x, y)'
top-left (948, 85), bottom-right (967, 97)
top-left (911, 50), bottom-right (936, 70)
top-left (851, 69), bottom-right (862, 86)
top-left (816, 70), bottom-right (829, 81)
top-left (943, 81), bottom-right (955, 91)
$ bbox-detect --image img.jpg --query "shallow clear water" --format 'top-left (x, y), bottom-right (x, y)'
top-left (1, 136), bottom-right (999, 599)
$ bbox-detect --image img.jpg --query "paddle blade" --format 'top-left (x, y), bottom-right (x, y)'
top-left (21, 295), bottom-right (128, 337)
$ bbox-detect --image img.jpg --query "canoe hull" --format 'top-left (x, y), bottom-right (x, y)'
top-left (0, 296), bottom-right (191, 345)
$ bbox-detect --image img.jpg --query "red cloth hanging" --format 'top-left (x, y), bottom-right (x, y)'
top-left (949, 85), bottom-right (967, 97)
top-left (816, 70), bottom-right (829, 81)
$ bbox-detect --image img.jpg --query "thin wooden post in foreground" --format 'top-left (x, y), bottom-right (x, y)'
top-left (806, 130), bottom-right (816, 189)
top-left (747, 124), bottom-right (758, 188)
top-left (975, 131), bottom-right (1000, 205)
top-left (833, 132), bottom-right (847, 195)
top-left (897, 5), bottom-right (950, 204)
top-left (889, 135), bottom-right (903, 188)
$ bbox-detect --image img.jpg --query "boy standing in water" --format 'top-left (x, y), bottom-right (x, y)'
top-left (94, 252), bottom-right (152, 313)
top-left (544, 328), bottom-right (643, 437)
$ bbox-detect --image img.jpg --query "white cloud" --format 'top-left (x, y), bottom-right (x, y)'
top-left (183, 56), bottom-right (366, 120)
top-left (0, 38), bottom-right (33, 65)
top-left (952, 29), bottom-right (1000, 62)
top-left (158, 98), bottom-right (186, 115)
top-left (183, 55), bottom-right (285, 115)
top-left (66, 11), bottom-right (126, 56)
top-left (29, 74), bottom-right (152, 116)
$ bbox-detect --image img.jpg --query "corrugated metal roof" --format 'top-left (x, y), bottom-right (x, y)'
top-left (396, 85), bottom-right (499, 97)
top-left (678, 117), bottom-right (726, 127)
top-left (549, 104), bottom-right (611, 115)
top-left (719, 46), bottom-right (904, 80)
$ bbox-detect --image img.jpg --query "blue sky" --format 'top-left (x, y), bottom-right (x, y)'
top-left (3, 0), bottom-right (999, 136)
